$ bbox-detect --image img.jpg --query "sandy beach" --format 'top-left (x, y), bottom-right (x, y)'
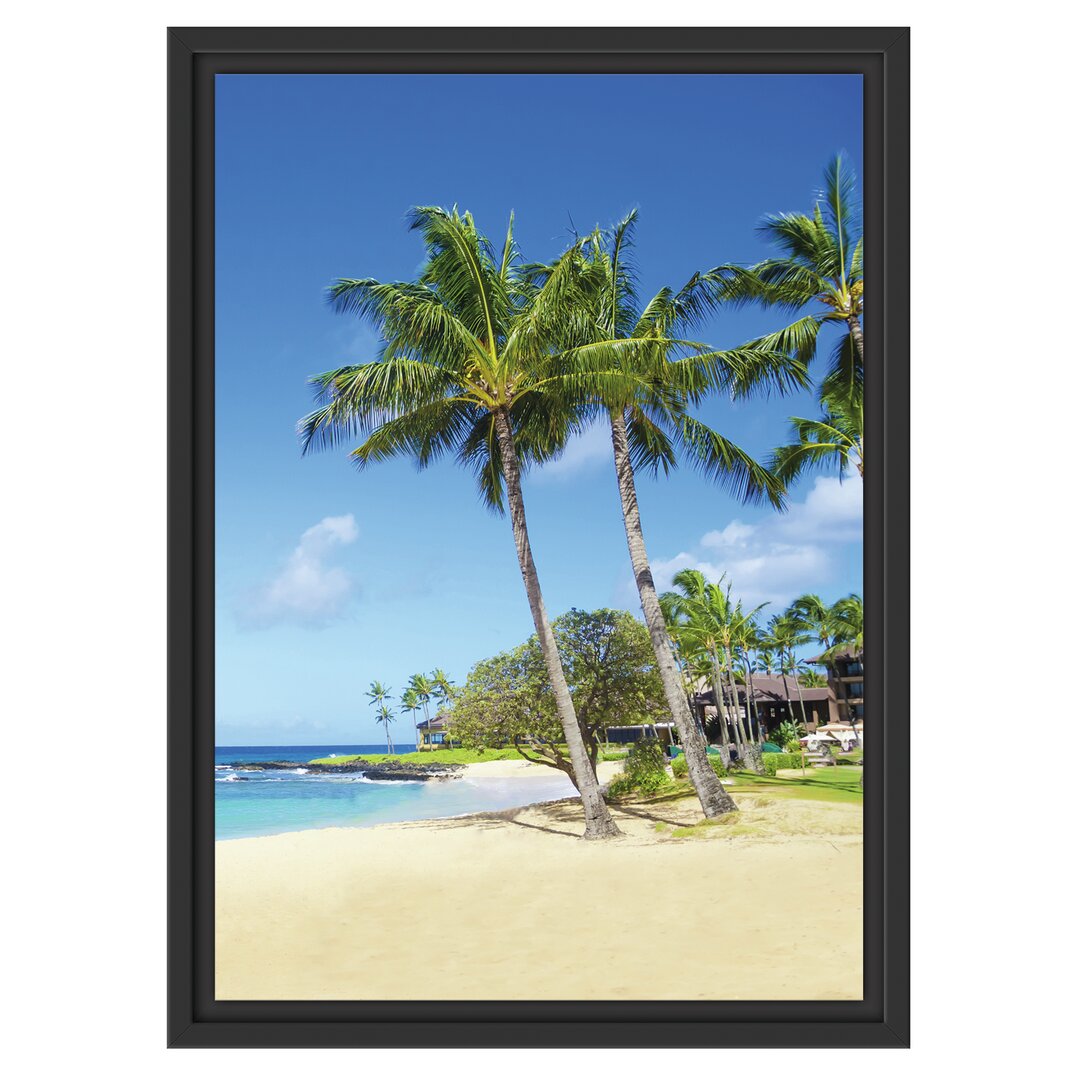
top-left (216, 780), bottom-right (862, 1000)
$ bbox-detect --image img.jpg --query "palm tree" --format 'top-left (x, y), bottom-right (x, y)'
top-left (737, 616), bottom-right (768, 743)
top-left (367, 680), bottom-right (392, 713)
top-left (766, 614), bottom-right (810, 730)
top-left (826, 593), bottom-right (864, 660)
top-left (431, 668), bottom-right (455, 746)
top-left (770, 385), bottom-right (863, 483)
top-left (367, 682), bottom-right (393, 751)
top-left (661, 570), bottom-right (767, 773)
top-left (556, 214), bottom-right (804, 816)
top-left (375, 703), bottom-right (396, 754)
top-left (400, 688), bottom-right (421, 748)
top-left (299, 207), bottom-right (624, 838)
top-left (408, 673), bottom-right (435, 727)
top-left (713, 154), bottom-right (863, 403)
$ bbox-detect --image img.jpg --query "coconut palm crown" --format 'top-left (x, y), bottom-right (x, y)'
top-left (711, 154), bottom-right (863, 403)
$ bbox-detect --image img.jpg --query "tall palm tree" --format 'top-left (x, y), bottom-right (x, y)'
top-left (770, 386), bottom-right (863, 483)
top-left (400, 688), bottom-right (421, 748)
top-left (375, 703), bottom-right (396, 754)
top-left (407, 673), bottom-right (434, 725)
top-left (367, 681), bottom-right (394, 753)
top-left (713, 154), bottom-right (863, 403)
top-left (431, 668), bottom-right (455, 746)
top-left (557, 214), bottom-right (804, 816)
top-left (299, 207), bottom-right (626, 838)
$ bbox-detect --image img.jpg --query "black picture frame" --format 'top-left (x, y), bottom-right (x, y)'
top-left (168, 25), bottom-right (909, 1049)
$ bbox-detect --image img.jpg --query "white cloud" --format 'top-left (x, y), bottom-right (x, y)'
top-left (236, 514), bottom-right (359, 629)
top-left (533, 422), bottom-right (611, 481)
top-left (647, 471), bottom-right (862, 610)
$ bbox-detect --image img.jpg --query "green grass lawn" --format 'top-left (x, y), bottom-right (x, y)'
top-left (725, 765), bottom-right (864, 805)
top-left (307, 747), bottom-right (532, 766)
top-left (309, 745), bottom-right (631, 766)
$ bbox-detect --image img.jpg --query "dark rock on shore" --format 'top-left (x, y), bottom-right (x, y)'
top-left (227, 759), bottom-right (464, 782)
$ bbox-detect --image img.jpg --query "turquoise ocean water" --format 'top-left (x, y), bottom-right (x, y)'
top-left (214, 745), bottom-right (577, 841)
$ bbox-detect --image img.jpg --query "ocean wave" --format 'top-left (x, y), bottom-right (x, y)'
top-left (348, 774), bottom-right (422, 786)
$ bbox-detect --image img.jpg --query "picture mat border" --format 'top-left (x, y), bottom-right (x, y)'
top-left (167, 25), bottom-right (910, 1049)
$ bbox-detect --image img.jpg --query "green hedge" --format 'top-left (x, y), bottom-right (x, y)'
top-left (762, 751), bottom-right (803, 776)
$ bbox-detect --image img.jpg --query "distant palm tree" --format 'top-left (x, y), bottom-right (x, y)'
top-left (661, 570), bottom-right (767, 772)
top-left (300, 207), bottom-right (624, 837)
top-left (766, 613), bottom-right (811, 729)
top-left (825, 593), bottom-right (864, 661)
top-left (375, 703), bottom-right (395, 754)
top-left (713, 154), bottom-right (863, 403)
top-left (400, 688), bottom-right (421, 748)
top-left (431, 668), bottom-right (455, 746)
top-left (408, 673), bottom-right (434, 725)
top-left (367, 681), bottom-right (393, 750)
top-left (737, 616), bottom-right (768, 742)
top-left (770, 386), bottom-right (863, 483)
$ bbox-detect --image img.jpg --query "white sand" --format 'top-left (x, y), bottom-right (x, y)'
top-left (461, 758), bottom-right (624, 782)
top-left (216, 789), bottom-right (862, 1001)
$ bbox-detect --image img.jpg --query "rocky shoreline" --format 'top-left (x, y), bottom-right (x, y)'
top-left (224, 759), bottom-right (465, 783)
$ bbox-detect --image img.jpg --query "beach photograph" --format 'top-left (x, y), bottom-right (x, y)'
top-left (214, 71), bottom-right (865, 1002)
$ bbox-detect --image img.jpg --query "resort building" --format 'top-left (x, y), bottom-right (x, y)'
top-left (693, 676), bottom-right (841, 741)
top-left (415, 712), bottom-right (454, 751)
top-left (808, 648), bottom-right (865, 726)
top-left (604, 722), bottom-right (678, 748)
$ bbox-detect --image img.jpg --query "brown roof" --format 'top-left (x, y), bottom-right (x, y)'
top-left (807, 647), bottom-right (863, 665)
top-left (416, 711), bottom-right (450, 731)
top-left (694, 676), bottom-right (836, 706)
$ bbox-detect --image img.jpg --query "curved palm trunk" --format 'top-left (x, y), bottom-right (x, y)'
top-left (846, 315), bottom-right (864, 362)
top-left (494, 408), bottom-right (620, 839)
top-left (609, 411), bottom-right (736, 817)
top-left (726, 647), bottom-right (762, 772)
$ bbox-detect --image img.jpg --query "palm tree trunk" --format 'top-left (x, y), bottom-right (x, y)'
top-left (609, 411), bottom-right (736, 817)
top-left (744, 657), bottom-right (763, 742)
top-left (794, 674), bottom-right (809, 730)
top-left (846, 316), bottom-right (864, 362)
top-left (493, 408), bottom-right (620, 839)
top-left (709, 654), bottom-right (734, 751)
top-left (790, 650), bottom-right (809, 729)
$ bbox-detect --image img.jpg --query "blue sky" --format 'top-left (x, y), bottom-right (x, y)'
top-left (215, 73), bottom-right (863, 747)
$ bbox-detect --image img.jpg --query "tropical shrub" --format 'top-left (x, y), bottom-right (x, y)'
top-left (607, 738), bottom-right (671, 797)
top-left (773, 720), bottom-right (805, 749)
top-left (671, 754), bottom-right (689, 778)
top-left (763, 752), bottom-right (803, 776)
top-left (710, 756), bottom-right (728, 778)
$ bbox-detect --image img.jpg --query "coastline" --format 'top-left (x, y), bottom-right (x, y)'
top-left (216, 786), bottom-right (863, 1000)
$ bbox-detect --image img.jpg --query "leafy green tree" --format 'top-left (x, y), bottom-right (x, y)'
top-left (453, 609), bottom-right (670, 780)
top-left (713, 154), bottom-right (864, 403)
top-left (300, 208), bottom-right (626, 837)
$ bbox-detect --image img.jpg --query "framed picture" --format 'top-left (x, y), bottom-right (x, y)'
top-left (168, 26), bottom-right (909, 1048)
